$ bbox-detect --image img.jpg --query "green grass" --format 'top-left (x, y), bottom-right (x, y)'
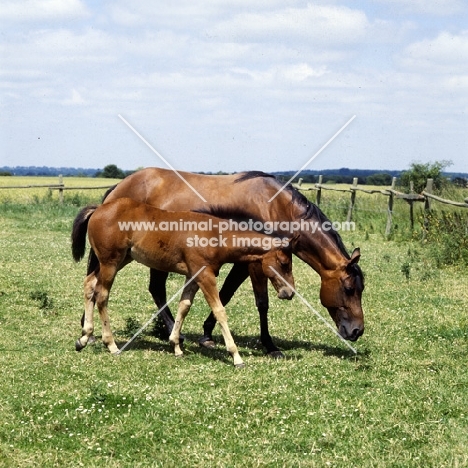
top-left (0, 186), bottom-right (468, 467)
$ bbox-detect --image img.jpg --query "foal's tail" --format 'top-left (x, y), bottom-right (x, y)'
top-left (71, 205), bottom-right (98, 262)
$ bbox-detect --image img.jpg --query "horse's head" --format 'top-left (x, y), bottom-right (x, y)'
top-left (319, 248), bottom-right (364, 342)
top-left (262, 244), bottom-right (295, 300)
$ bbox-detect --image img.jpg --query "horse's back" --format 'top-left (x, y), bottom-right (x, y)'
top-left (103, 167), bottom-right (283, 214)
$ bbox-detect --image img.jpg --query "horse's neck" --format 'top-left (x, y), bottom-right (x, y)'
top-left (294, 230), bottom-right (348, 277)
top-left (220, 234), bottom-right (272, 263)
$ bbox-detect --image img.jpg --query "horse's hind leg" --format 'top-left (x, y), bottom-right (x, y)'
top-left (76, 271), bottom-right (98, 351)
top-left (80, 249), bottom-right (100, 344)
top-left (169, 279), bottom-right (199, 357)
top-left (95, 264), bottom-right (119, 354)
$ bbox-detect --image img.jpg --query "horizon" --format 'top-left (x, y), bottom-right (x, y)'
top-left (1, 164), bottom-right (468, 177)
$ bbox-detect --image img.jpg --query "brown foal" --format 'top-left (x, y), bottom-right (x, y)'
top-left (71, 198), bottom-right (295, 367)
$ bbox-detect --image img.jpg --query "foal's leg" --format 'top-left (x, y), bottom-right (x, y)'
top-left (198, 271), bottom-right (244, 368)
top-left (80, 249), bottom-right (100, 343)
top-left (76, 271), bottom-right (98, 351)
top-left (168, 280), bottom-right (199, 357)
top-left (94, 264), bottom-right (119, 354)
top-left (199, 262), bottom-right (250, 348)
top-left (248, 263), bottom-right (284, 358)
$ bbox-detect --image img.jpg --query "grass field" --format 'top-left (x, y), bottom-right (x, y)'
top-left (0, 176), bottom-right (122, 204)
top-left (0, 177), bottom-right (467, 467)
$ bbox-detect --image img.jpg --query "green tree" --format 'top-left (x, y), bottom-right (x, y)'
top-left (96, 164), bottom-right (126, 179)
top-left (399, 160), bottom-right (452, 193)
top-left (366, 173), bottom-right (392, 186)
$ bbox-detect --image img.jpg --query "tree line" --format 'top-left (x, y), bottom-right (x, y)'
top-left (1, 162), bottom-right (467, 190)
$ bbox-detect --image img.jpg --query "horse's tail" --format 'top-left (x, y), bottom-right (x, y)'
top-left (71, 205), bottom-right (98, 262)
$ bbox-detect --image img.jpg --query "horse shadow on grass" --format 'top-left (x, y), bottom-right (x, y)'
top-left (111, 330), bottom-right (371, 365)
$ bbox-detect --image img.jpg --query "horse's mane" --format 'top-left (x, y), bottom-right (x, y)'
top-left (102, 184), bottom-right (117, 202)
top-left (195, 205), bottom-right (259, 222)
top-left (234, 171), bottom-right (277, 183)
top-left (194, 205), bottom-right (287, 239)
top-left (234, 171), bottom-right (352, 260)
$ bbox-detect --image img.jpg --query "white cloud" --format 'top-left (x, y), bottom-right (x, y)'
top-left (62, 88), bottom-right (86, 106)
top-left (0, 0), bottom-right (88, 21)
top-left (399, 31), bottom-right (468, 73)
top-left (107, 1), bottom-right (301, 28)
top-left (280, 63), bottom-right (329, 82)
top-left (207, 4), bottom-right (370, 45)
top-left (1, 1), bottom-right (468, 172)
top-left (375, 0), bottom-right (465, 16)
top-left (1, 28), bottom-right (117, 71)
top-left (445, 75), bottom-right (468, 90)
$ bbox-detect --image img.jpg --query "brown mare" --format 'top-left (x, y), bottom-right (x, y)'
top-left (85, 168), bottom-right (365, 356)
top-left (71, 198), bottom-right (295, 367)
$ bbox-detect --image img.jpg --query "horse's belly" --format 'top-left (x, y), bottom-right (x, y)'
top-left (130, 246), bottom-right (188, 275)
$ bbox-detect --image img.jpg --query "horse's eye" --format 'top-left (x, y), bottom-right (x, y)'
top-left (344, 287), bottom-right (355, 296)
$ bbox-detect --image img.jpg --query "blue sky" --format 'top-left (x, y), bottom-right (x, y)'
top-left (1, 0), bottom-right (467, 173)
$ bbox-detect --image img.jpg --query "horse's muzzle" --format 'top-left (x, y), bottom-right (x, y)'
top-left (341, 325), bottom-right (364, 342)
top-left (277, 287), bottom-right (295, 300)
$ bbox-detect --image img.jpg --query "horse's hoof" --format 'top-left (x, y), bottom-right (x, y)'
top-left (267, 350), bottom-right (285, 359)
top-left (199, 337), bottom-right (216, 349)
top-left (88, 335), bottom-right (96, 345)
top-left (75, 340), bottom-right (85, 352)
top-left (235, 362), bottom-right (246, 369)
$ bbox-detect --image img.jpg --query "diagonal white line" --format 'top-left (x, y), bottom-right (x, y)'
top-left (118, 114), bottom-right (207, 202)
top-left (269, 266), bottom-right (357, 354)
top-left (115, 266), bottom-right (206, 355)
top-left (268, 115), bottom-right (356, 203)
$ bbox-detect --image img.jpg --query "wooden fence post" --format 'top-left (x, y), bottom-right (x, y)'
top-left (423, 178), bottom-right (433, 238)
top-left (385, 177), bottom-right (396, 237)
top-left (346, 178), bottom-right (358, 223)
top-left (424, 178), bottom-right (433, 211)
top-left (58, 175), bottom-right (64, 204)
top-left (409, 181), bottom-right (415, 231)
top-left (316, 175), bottom-right (323, 207)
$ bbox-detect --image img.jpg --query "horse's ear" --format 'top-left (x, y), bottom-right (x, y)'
top-left (289, 233), bottom-right (300, 250)
top-left (349, 247), bottom-right (360, 265)
top-left (282, 236), bottom-right (294, 254)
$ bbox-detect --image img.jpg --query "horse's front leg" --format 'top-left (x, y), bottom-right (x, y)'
top-left (248, 263), bottom-right (284, 358)
top-left (198, 270), bottom-right (244, 368)
top-left (169, 279), bottom-right (199, 357)
top-left (199, 262), bottom-right (250, 349)
top-left (76, 271), bottom-right (97, 351)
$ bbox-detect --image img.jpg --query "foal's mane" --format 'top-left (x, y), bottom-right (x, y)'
top-left (194, 205), bottom-right (287, 239)
top-left (234, 171), bottom-right (352, 260)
